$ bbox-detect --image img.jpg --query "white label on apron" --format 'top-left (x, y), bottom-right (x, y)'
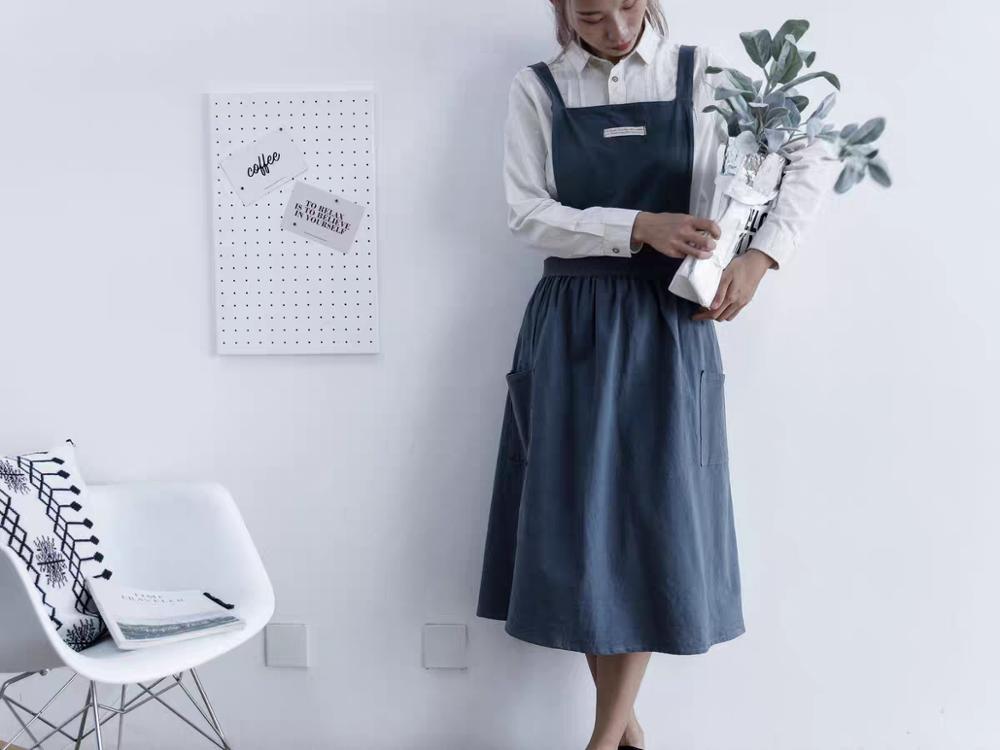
top-left (603, 125), bottom-right (647, 138)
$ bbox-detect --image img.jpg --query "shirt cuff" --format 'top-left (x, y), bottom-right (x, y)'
top-left (601, 208), bottom-right (642, 257)
top-left (747, 220), bottom-right (796, 271)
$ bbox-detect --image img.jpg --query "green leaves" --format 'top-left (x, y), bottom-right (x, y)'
top-left (700, 17), bottom-right (891, 193)
top-left (788, 95), bottom-right (810, 112)
top-left (707, 66), bottom-right (757, 100)
top-left (715, 86), bottom-right (754, 102)
top-left (774, 70), bottom-right (841, 93)
top-left (764, 107), bottom-right (791, 127)
top-left (763, 128), bottom-right (786, 152)
top-left (803, 92), bottom-right (837, 144)
top-left (812, 91), bottom-right (837, 120)
top-left (771, 41), bottom-right (804, 84)
top-left (846, 117), bottom-right (886, 145)
top-left (834, 160), bottom-right (866, 193)
top-left (734, 130), bottom-right (759, 154)
top-left (725, 67), bottom-right (756, 93)
top-left (867, 157), bottom-right (892, 187)
top-left (702, 104), bottom-right (741, 136)
top-left (831, 119), bottom-right (891, 192)
top-left (770, 19), bottom-right (809, 60)
top-left (739, 29), bottom-right (773, 68)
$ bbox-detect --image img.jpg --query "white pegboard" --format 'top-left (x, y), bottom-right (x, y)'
top-left (208, 89), bottom-right (378, 354)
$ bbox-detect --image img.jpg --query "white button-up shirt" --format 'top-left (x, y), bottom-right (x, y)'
top-left (502, 19), bottom-right (838, 269)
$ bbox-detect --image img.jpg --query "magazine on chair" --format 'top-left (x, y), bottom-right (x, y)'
top-left (85, 579), bottom-right (245, 650)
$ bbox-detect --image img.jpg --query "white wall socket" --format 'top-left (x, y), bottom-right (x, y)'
top-left (265, 622), bottom-right (309, 668)
top-left (422, 623), bottom-right (468, 669)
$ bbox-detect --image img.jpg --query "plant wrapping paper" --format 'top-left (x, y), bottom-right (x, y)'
top-left (669, 137), bottom-right (786, 307)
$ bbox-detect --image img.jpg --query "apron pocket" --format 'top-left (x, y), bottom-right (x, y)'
top-left (505, 368), bottom-right (534, 461)
top-left (699, 369), bottom-right (729, 466)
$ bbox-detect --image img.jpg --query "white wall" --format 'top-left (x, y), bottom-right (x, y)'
top-left (1, 0), bottom-right (996, 748)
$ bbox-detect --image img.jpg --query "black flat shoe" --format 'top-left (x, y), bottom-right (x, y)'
top-left (619, 746), bottom-right (644, 750)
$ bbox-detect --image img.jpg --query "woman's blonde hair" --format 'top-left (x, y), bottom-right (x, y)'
top-left (549, 0), bottom-right (669, 48)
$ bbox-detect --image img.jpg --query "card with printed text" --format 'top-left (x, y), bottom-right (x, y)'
top-left (280, 180), bottom-right (365, 253)
top-left (219, 129), bottom-right (309, 205)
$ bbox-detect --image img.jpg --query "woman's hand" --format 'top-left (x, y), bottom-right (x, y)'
top-left (691, 248), bottom-right (775, 322)
top-left (631, 211), bottom-right (721, 259)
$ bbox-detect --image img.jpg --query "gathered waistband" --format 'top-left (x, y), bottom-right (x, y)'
top-left (542, 252), bottom-right (683, 279)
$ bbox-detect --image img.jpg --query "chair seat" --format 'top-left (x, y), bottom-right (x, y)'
top-left (0, 481), bottom-right (275, 684)
top-left (64, 614), bottom-right (264, 684)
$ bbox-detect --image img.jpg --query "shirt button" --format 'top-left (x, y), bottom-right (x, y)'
top-left (611, 75), bottom-right (619, 82)
top-left (612, 247), bottom-right (620, 253)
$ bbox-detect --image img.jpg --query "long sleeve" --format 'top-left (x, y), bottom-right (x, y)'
top-left (696, 46), bottom-right (840, 271)
top-left (502, 69), bottom-right (642, 258)
top-left (749, 137), bottom-right (839, 270)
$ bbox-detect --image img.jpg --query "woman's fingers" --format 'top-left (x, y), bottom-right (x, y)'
top-left (677, 216), bottom-right (721, 256)
top-left (708, 268), bottom-right (733, 320)
top-left (709, 274), bottom-right (731, 310)
top-left (719, 300), bottom-right (744, 320)
top-left (692, 276), bottom-right (737, 321)
top-left (672, 238), bottom-right (712, 258)
top-left (648, 213), bottom-right (723, 258)
top-left (690, 216), bottom-right (722, 240)
top-left (681, 227), bottom-right (716, 250)
top-left (694, 299), bottom-right (739, 320)
top-left (646, 213), bottom-right (722, 258)
top-left (690, 255), bottom-right (762, 322)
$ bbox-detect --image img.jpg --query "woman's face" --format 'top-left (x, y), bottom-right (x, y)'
top-left (566, 0), bottom-right (648, 62)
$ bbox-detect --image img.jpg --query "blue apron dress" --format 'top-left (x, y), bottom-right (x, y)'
top-left (476, 45), bottom-right (745, 655)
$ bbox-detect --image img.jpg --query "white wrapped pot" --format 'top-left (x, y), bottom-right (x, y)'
top-left (668, 140), bottom-right (787, 308)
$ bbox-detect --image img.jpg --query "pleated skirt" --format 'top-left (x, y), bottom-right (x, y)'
top-left (476, 254), bottom-right (745, 655)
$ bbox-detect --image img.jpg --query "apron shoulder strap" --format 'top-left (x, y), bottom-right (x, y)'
top-left (529, 62), bottom-right (566, 111)
top-left (676, 45), bottom-right (696, 103)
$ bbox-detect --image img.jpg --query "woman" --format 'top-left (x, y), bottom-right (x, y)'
top-left (476, 2), bottom-right (832, 748)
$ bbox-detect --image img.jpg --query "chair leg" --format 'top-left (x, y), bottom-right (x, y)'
top-left (73, 683), bottom-right (92, 750)
top-left (6, 670), bottom-right (231, 749)
top-left (0, 671), bottom-right (78, 750)
top-left (117, 684), bottom-right (126, 749)
top-left (188, 668), bottom-right (231, 749)
top-left (88, 682), bottom-right (104, 750)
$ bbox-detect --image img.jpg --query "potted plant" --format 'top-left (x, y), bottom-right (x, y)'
top-left (668, 18), bottom-right (892, 307)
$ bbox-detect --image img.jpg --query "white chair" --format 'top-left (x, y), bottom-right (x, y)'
top-left (0, 481), bottom-right (275, 749)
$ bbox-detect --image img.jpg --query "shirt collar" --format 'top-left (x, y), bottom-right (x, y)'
top-left (563, 17), bottom-right (662, 73)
